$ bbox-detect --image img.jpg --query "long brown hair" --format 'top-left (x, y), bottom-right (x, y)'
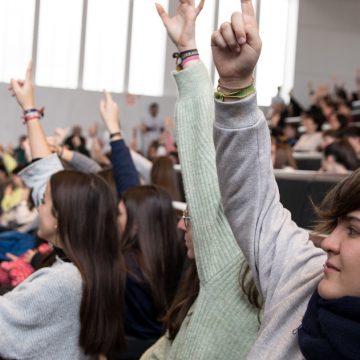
top-left (121, 185), bottom-right (184, 315)
top-left (50, 170), bottom-right (126, 356)
top-left (165, 260), bottom-right (199, 340)
top-left (165, 260), bottom-right (262, 340)
top-left (151, 156), bottom-right (181, 201)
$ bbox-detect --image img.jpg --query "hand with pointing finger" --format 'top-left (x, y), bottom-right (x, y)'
top-left (99, 91), bottom-right (121, 135)
top-left (211, 0), bottom-right (261, 89)
top-left (9, 61), bottom-right (35, 110)
top-left (156, 0), bottom-right (204, 52)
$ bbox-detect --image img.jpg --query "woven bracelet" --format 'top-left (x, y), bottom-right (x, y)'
top-left (215, 83), bottom-right (256, 102)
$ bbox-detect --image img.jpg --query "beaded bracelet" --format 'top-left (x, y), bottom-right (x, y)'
top-left (22, 107), bottom-right (45, 124)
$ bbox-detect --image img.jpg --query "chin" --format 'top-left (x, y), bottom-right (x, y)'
top-left (318, 278), bottom-right (340, 300)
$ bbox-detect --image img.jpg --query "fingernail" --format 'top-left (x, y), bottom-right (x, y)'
top-left (238, 37), bottom-right (246, 45)
top-left (236, 47), bottom-right (241, 53)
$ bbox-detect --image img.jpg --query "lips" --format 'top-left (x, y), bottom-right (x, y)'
top-left (325, 261), bottom-right (340, 272)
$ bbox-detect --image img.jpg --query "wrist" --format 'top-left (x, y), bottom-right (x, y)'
top-left (218, 76), bottom-right (254, 91)
top-left (178, 43), bottom-right (197, 53)
top-left (107, 125), bottom-right (121, 134)
top-left (109, 131), bottom-right (122, 142)
top-left (22, 103), bottom-right (36, 111)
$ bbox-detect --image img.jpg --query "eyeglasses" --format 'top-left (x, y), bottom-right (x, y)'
top-left (182, 210), bottom-right (191, 230)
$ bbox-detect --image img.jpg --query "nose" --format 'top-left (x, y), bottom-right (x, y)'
top-left (321, 228), bottom-right (341, 255)
top-left (177, 217), bottom-right (186, 232)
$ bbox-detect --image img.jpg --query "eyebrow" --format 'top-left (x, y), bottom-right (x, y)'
top-left (344, 215), bottom-right (360, 224)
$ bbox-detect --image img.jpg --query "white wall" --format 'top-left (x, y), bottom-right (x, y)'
top-left (0, 83), bottom-right (176, 146)
top-left (294, 0), bottom-right (360, 107)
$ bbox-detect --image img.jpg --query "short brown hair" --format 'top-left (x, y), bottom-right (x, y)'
top-left (315, 168), bottom-right (360, 234)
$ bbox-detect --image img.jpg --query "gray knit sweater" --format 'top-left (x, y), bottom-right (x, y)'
top-left (141, 63), bottom-right (259, 359)
top-left (0, 154), bottom-right (91, 359)
top-left (0, 258), bottom-right (89, 359)
top-left (214, 94), bottom-right (327, 359)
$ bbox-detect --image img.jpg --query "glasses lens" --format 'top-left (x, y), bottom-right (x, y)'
top-left (183, 210), bottom-right (190, 229)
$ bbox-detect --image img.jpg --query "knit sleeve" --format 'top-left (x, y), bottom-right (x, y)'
top-left (213, 93), bottom-right (325, 301)
top-left (173, 62), bottom-right (244, 283)
top-left (0, 262), bottom-right (82, 359)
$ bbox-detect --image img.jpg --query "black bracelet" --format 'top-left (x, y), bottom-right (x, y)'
top-left (179, 49), bottom-right (199, 61)
top-left (110, 132), bottom-right (122, 139)
top-left (23, 107), bottom-right (45, 117)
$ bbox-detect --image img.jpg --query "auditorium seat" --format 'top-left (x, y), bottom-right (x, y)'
top-left (275, 170), bottom-right (347, 229)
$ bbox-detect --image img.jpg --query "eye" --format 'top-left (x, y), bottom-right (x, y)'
top-left (347, 226), bottom-right (360, 237)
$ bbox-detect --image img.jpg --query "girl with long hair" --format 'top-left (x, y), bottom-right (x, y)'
top-left (3, 63), bottom-right (126, 359)
top-left (99, 92), bottom-right (185, 359)
top-left (213, 2), bottom-right (360, 358)
top-left (141, 2), bottom-right (261, 358)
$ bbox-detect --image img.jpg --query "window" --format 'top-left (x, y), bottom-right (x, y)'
top-left (256, 0), bottom-right (299, 106)
top-left (0, 0), bottom-right (35, 82)
top-left (215, 0), bottom-right (257, 84)
top-left (218, 0), bottom-right (257, 26)
top-left (128, 0), bottom-right (169, 96)
top-left (196, 0), bottom-right (216, 73)
top-left (36, 0), bottom-right (83, 88)
top-left (82, 0), bottom-right (130, 92)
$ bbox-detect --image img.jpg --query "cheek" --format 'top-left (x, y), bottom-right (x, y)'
top-left (341, 243), bottom-right (360, 295)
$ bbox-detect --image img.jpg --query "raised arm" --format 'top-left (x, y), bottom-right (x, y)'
top-left (10, 62), bottom-right (51, 159)
top-left (58, 146), bottom-right (102, 173)
top-left (99, 91), bottom-right (140, 195)
top-left (212, 1), bottom-right (324, 299)
top-left (10, 63), bottom-right (63, 206)
top-left (157, 0), bottom-right (246, 284)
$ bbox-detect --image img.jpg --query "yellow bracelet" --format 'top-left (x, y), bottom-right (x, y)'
top-left (215, 83), bottom-right (256, 102)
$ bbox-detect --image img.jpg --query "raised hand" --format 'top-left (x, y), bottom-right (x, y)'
top-left (156, 0), bottom-right (204, 52)
top-left (211, 0), bottom-right (261, 89)
top-left (99, 91), bottom-right (121, 134)
top-left (9, 61), bottom-right (35, 110)
top-left (9, 62), bottom-right (51, 159)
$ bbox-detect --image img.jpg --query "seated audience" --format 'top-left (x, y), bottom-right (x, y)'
top-left (340, 126), bottom-right (360, 155)
top-left (320, 129), bottom-right (338, 150)
top-left (293, 111), bottom-right (324, 152)
top-left (64, 125), bottom-right (90, 157)
top-left (321, 139), bottom-right (359, 174)
top-left (150, 156), bottom-right (181, 201)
